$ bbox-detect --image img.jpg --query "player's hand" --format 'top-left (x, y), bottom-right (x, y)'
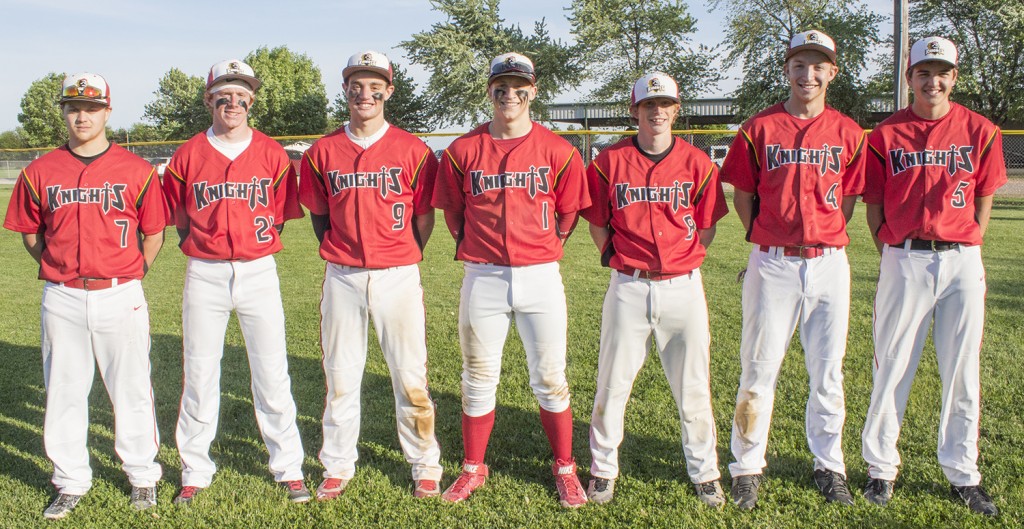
top-left (736, 268), bottom-right (747, 283)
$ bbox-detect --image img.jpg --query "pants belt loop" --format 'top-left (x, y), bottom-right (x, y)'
top-left (904, 240), bottom-right (913, 251)
top-left (111, 278), bottom-right (119, 287)
top-left (632, 269), bottom-right (641, 280)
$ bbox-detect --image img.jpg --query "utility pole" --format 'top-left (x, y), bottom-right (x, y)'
top-left (894, 0), bottom-right (910, 109)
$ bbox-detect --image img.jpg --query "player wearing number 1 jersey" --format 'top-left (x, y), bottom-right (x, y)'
top-left (299, 50), bottom-right (443, 500)
top-left (163, 59), bottom-right (309, 504)
top-left (721, 30), bottom-right (866, 510)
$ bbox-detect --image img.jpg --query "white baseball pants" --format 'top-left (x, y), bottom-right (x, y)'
top-left (176, 256), bottom-right (305, 487)
top-left (862, 243), bottom-right (986, 487)
top-left (589, 269), bottom-right (720, 484)
top-left (319, 263), bottom-right (443, 482)
top-left (459, 262), bottom-right (571, 417)
top-left (41, 280), bottom-right (161, 495)
top-left (730, 246), bottom-right (850, 477)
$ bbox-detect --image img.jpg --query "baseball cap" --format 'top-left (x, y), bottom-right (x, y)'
top-left (60, 72), bottom-right (111, 107)
top-left (631, 72), bottom-right (680, 106)
top-left (489, 53), bottom-right (536, 84)
top-left (206, 59), bottom-right (261, 93)
top-left (343, 51), bottom-right (393, 83)
top-left (785, 30), bottom-right (837, 64)
top-left (909, 36), bottom-right (958, 69)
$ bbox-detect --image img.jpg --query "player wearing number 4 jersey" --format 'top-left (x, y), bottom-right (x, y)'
top-left (721, 30), bottom-right (866, 510)
top-left (163, 59), bottom-right (309, 504)
top-left (5, 72), bottom-right (165, 520)
top-left (432, 52), bottom-right (590, 508)
top-left (299, 50), bottom-right (443, 500)
top-left (861, 37), bottom-right (1004, 517)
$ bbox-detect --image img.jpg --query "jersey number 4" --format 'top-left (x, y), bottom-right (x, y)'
top-left (825, 183), bottom-right (840, 210)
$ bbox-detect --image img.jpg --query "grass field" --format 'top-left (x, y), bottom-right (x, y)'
top-left (0, 186), bottom-right (1020, 528)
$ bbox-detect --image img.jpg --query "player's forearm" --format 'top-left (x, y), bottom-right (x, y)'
top-left (413, 213), bottom-right (435, 250)
top-left (22, 233), bottom-right (44, 265)
top-left (588, 223), bottom-right (610, 252)
top-left (555, 212), bottom-right (580, 245)
top-left (841, 195), bottom-right (858, 223)
top-left (140, 230), bottom-right (164, 275)
top-left (443, 209), bottom-right (465, 240)
top-left (176, 226), bottom-right (189, 248)
top-left (310, 213), bottom-right (330, 243)
top-left (866, 203), bottom-right (885, 255)
top-left (698, 225), bottom-right (717, 248)
top-left (733, 189), bottom-right (755, 232)
top-left (974, 194), bottom-right (995, 239)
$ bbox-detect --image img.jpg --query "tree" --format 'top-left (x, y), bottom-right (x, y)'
top-left (331, 64), bottom-right (432, 133)
top-left (567, 0), bottom-right (719, 116)
top-left (108, 123), bottom-right (164, 145)
top-left (400, 0), bottom-right (583, 128)
top-left (245, 46), bottom-right (329, 136)
top-left (709, 0), bottom-right (884, 124)
top-left (18, 73), bottom-right (66, 148)
top-left (0, 129), bottom-right (27, 149)
top-left (143, 68), bottom-right (209, 140)
top-left (912, 1), bottom-right (1024, 125)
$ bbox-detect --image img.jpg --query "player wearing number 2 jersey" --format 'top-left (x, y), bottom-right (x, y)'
top-left (721, 30), bottom-right (866, 510)
top-left (163, 59), bottom-right (309, 504)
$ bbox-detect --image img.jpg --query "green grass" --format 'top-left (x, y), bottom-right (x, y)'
top-left (0, 187), bottom-right (1021, 528)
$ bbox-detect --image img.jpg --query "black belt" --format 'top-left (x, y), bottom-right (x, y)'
top-left (905, 239), bottom-right (960, 251)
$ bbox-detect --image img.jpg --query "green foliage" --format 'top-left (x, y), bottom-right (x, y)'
top-left (567, 0), bottom-right (720, 120)
top-left (17, 73), bottom-right (66, 148)
top-left (710, 0), bottom-right (884, 124)
top-left (400, 0), bottom-right (583, 128)
top-left (0, 129), bottom-right (27, 149)
top-left (332, 64), bottom-right (432, 133)
top-left (913, 0), bottom-right (1024, 125)
top-left (245, 46), bottom-right (329, 136)
top-left (143, 68), bottom-right (209, 140)
top-left (107, 123), bottom-right (164, 145)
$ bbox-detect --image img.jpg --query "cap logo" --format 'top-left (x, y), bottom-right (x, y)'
top-left (806, 32), bottom-right (820, 43)
top-left (926, 42), bottom-right (942, 56)
top-left (647, 77), bottom-right (665, 93)
top-left (228, 61), bottom-right (242, 73)
top-left (75, 79), bottom-right (87, 95)
top-left (361, 53), bottom-right (374, 65)
top-left (505, 56), bottom-right (517, 68)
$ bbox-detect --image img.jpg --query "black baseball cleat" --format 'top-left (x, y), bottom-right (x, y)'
top-left (863, 478), bottom-right (894, 506)
top-left (951, 485), bottom-right (998, 517)
top-left (731, 474), bottom-right (763, 510)
top-left (813, 469), bottom-right (854, 505)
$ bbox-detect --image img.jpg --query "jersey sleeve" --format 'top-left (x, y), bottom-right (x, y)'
top-left (580, 159), bottom-right (611, 227)
top-left (693, 162), bottom-right (729, 229)
top-left (842, 130), bottom-right (868, 196)
top-left (975, 128), bottom-right (1008, 196)
top-left (720, 128), bottom-right (759, 193)
top-left (136, 170), bottom-right (167, 235)
top-left (298, 148), bottom-right (329, 216)
top-left (3, 170), bottom-right (44, 234)
top-left (412, 147), bottom-right (439, 215)
top-left (553, 147), bottom-right (590, 214)
top-left (861, 130), bottom-right (887, 205)
top-left (162, 155), bottom-right (190, 229)
top-left (430, 149), bottom-right (466, 212)
top-left (273, 159), bottom-right (304, 223)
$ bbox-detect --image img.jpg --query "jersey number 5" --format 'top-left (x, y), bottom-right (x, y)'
top-left (951, 181), bottom-right (970, 209)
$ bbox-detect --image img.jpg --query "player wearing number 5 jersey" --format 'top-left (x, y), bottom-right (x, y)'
top-left (721, 30), bottom-right (866, 509)
top-left (299, 50), bottom-right (443, 500)
top-left (432, 52), bottom-right (591, 508)
top-left (163, 59), bottom-right (309, 504)
top-left (860, 37), bottom-right (1004, 517)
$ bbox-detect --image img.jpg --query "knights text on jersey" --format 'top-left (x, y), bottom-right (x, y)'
top-left (299, 126), bottom-right (438, 268)
top-left (863, 104), bottom-right (1006, 246)
top-left (163, 130), bottom-right (303, 261)
top-left (431, 122), bottom-right (590, 266)
top-left (581, 137), bottom-right (728, 275)
top-left (720, 103), bottom-right (866, 247)
top-left (3, 144), bottom-right (166, 282)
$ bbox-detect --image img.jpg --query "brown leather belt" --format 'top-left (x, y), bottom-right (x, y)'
top-left (60, 277), bottom-right (134, 290)
top-left (617, 267), bottom-right (690, 281)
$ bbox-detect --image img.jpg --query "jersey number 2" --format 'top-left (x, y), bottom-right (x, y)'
top-left (254, 216), bottom-right (275, 243)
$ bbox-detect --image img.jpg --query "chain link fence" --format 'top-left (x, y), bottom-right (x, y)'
top-left (3, 130), bottom-right (1024, 194)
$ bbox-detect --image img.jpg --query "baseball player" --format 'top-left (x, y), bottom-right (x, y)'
top-left (582, 72), bottom-right (729, 507)
top-left (162, 59), bottom-right (309, 504)
top-left (299, 50), bottom-right (443, 500)
top-left (720, 30), bottom-right (866, 509)
top-left (431, 52), bottom-right (590, 508)
top-left (4, 73), bottom-right (164, 519)
top-left (860, 37), bottom-right (1004, 517)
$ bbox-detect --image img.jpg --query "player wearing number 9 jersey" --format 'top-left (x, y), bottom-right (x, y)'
top-left (162, 59), bottom-right (309, 504)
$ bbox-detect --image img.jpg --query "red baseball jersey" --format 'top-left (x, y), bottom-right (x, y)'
top-left (163, 130), bottom-right (303, 261)
top-left (4, 144), bottom-right (166, 282)
top-left (582, 137), bottom-right (729, 275)
top-left (299, 126), bottom-right (438, 268)
top-left (721, 103), bottom-right (867, 247)
top-left (863, 104), bottom-right (1006, 246)
top-left (431, 122), bottom-right (590, 265)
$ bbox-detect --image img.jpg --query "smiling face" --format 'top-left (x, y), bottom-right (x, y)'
top-left (784, 50), bottom-right (838, 105)
top-left (206, 86), bottom-right (253, 134)
top-left (631, 97), bottom-right (679, 137)
top-left (488, 75), bottom-right (536, 124)
top-left (344, 71), bottom-right (393, 125)
top-left (908, 61), bottom-right (957, 113)
top-left (62, 100), bottom-right (111, 148)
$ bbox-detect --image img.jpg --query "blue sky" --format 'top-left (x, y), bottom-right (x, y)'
top-left (1, 0), bottom-right (895, 131)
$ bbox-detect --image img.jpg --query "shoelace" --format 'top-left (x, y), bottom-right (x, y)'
top-left (179, 486), bottom-right (199, 499)
top-left (592, 479), bottom-right (610, 493)
top-left (962, 487), bottom-right (993, 504)
top-left (696, 482), bottom-right (719, 496)
top-left (868, 480), bottom-right (890, 495)
top-left (134, 488), bottom-right (155, 502)
top-left (734, 477), bottom-right (758, 495)
top-left (287, 481), bottom-right (305, 491)
top-left (450, 471), bottom-right (479, 491)
top-left (556, 474), bottom-right (585, 502)
top-left (54, 495), bottom-right (79, 509)
top-left (827, 474), bottom-right (851, 497)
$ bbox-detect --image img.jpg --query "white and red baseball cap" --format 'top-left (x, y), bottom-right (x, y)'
top-left (206, 59), bottom-right (261, 93)
top-left (631, 72), bottom-right (680, 106)
top-left (489, 52), bottom-right (536, 84)
top-left (60, 72), bottom-right (111, 107)
top-left (909, 36), bottom-right (958, 69)
top-left (343, 50), bottom-right (394, 83)
top-left (786, 30), bottom-right (837, 64)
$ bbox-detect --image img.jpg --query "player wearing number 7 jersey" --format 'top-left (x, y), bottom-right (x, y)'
top-left (162, 59), bottom-right (309, 504)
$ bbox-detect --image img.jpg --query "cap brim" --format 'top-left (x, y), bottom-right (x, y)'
top-left (785, 44), bottom-right (837, 64)
top-left (632, 94), bottom-right (680, 106)
top-left (343, 65), bottom-right (392, 83)
top-left (488, 71), bottom-right (536, 84)
top-left (209, 74), bottom-right (261, 92)
top-left (59, 96), bottom-right (109, 107)
top-left (908, 57), bottom-right (957, 70)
